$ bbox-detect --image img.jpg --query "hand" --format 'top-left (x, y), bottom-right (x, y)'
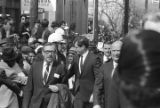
top-left (49, 85), bottom-right (59, 92)
top-left (19, 90), bottom-right (23, 97)
top-left (13, 76), bottom-right (28, 85)
top-left (93, 105), bottom-right (101, 108)
top-left (89, 94), bottom-right (93, 103)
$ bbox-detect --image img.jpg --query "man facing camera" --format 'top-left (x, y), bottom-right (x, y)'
top-left (67, 36), bottom-right (102, 108)
top-left (22, 43), bottom-right (66, 108)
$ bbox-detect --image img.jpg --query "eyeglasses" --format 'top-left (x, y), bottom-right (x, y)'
top-left (44, 50), bottom-right (56, 54)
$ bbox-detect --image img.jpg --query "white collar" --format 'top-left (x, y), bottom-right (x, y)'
top-left (81, 50), bottom-right (89, 58)
top-left (113, 61), bottom-right (118, 69)
top-left (43, 61), bottom-right (53, 67)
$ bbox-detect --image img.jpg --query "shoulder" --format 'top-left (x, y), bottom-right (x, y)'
top-left (32, 60), bottom-right (43, 68)
top-left (101, 60), bottom-right (113, 69)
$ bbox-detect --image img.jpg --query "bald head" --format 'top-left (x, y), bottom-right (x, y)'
top-left (111, 41), bottom-right (123, 63)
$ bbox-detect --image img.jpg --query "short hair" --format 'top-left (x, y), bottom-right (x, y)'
top-left (42, 42), bottom-right (57, 52)
top-left (41, 19), bottom-right (49, 28)
top-left (51, 21), bottom-right (58, 28)
top-left (111, 40), bottom-right (123, 50)
top-left (74, 36), bottom-right (89, 48)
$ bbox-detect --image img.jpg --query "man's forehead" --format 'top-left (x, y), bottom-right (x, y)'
top-left (111, 41), bottom-right (122, 49)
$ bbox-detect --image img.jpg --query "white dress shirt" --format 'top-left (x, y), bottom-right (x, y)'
top-left (103, 55), bottom-right (108, 63)
top-left (111, 61), bottom-right (118, 78)
top-left (42, 61), bottom-right (53, 83)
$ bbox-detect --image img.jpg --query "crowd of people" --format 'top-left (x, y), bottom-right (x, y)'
top-left (0, 12), bottom-right (160, 108)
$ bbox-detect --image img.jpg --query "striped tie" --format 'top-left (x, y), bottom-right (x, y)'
top-left (44, 63), bottom-right (50, 84)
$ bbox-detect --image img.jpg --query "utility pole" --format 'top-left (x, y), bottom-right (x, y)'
top-left (123, 0), bottom-right (129, 35)
top-left (30, 0), bottom-right (38, 30)
top-left (93, 0), bottom-right (98, 43)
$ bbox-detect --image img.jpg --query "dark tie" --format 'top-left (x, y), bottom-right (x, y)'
top-left (44, 63), bottom-right (50, 84)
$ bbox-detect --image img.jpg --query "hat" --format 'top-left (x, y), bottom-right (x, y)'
top-left (2, 47), bottom-right (18, 61)
top-left (21, 46), bottom-right (33, 54)
top-left (48, 33), bottom-right (64, 43)
top-left (55, 28), bottom-right (65, 35)
top-left (28, 37), bottom-right (36, 44)
top-left (0, 37), bottom-right (15, 46)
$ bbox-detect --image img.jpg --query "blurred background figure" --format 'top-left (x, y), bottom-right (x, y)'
top-left (118, 29), bottom-right (160, 108)
top-left (142, 12), bottom-right (160, 33)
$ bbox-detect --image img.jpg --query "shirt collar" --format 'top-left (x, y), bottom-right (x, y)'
top-left (43, 61), bottom-right (53, 66)
top-left (113, 61), bottom-right (118, 69)
top-left (82, 50), bottom-right (89, 58)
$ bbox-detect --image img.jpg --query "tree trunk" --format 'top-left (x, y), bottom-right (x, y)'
top-left (123, 0), bottom-right (129, 36)
top-left (30, 0), bottom-right (38, 30)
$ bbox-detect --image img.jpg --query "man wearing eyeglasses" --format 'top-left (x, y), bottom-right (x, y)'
top-left (22, 43), bottom-right (66, 108)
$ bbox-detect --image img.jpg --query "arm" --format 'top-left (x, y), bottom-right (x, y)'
top-left (93, 66), bottom-right (104, 106)
top-left (93, 57), bottom-right (103, 106)
top-left (107, 76), bottom-right (120, 108)
top-left (0, 77), bottom-right (21, 95)
top-left (22, 65), bottom-right (34, 108)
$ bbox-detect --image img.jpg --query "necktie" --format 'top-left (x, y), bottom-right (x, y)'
top-left (111, 65), bottom-right (117, 78)
top-left (44, 63), bottom-right (50, 84)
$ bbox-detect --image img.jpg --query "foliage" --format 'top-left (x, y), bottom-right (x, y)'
top-left (99, 0), bottom-right (124, 41)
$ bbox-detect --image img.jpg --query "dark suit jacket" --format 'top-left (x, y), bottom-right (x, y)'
top-left (22, 60), bottom-right (66, 108)
top-left (68, 51), bottom-right (101, 102)
top-left (107, 71), bottom-right (131, 108)
top-left (93, 60), bottom-right (113, 107)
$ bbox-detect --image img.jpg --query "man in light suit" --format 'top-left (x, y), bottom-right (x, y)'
top-left (93, 40), bottom-right (123, 108)
top-left (22, 43), bottom-right (66, 108)
top-left (67, 36), bottom-right (101, 108)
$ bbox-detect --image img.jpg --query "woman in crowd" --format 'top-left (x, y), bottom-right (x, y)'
top-left (0, 47), bottom-right (27, 108)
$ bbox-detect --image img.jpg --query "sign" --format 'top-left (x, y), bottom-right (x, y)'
top-left (97, 42), bottom-right (104, 51)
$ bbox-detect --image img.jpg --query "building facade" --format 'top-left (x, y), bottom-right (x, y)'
top-left (21, 0), bottom-right (56, 25)
top-left (0, 0), bottom-right (20, 32)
